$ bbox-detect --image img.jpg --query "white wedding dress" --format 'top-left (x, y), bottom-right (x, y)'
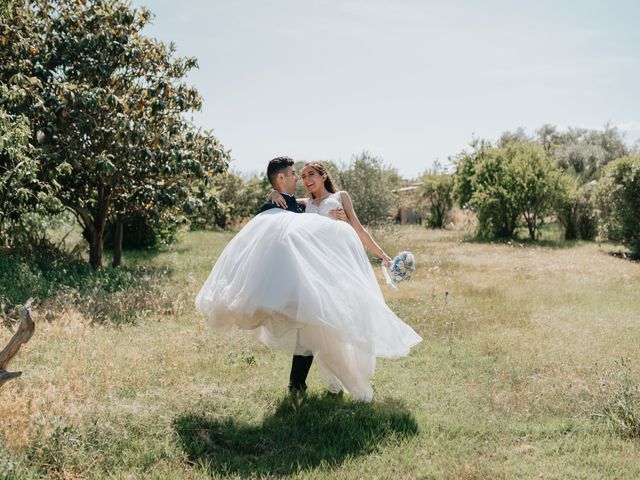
top-left (195, 192), bottom-right (422, 401)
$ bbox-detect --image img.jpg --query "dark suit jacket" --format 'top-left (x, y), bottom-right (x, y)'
top-left (260, 193), bottom-right (304, 214)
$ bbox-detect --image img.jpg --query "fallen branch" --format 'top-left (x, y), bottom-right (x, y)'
top-left (0, 298), bottom-right (35, 389)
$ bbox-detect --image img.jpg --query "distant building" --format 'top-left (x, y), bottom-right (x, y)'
top-left (393, 184), bottom-right (422, 225)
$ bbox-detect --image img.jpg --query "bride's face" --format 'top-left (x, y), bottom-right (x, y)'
top-left (301, 166), bottom-right (326, 196)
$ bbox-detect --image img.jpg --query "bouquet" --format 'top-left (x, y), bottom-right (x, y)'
top-left (382, 251), bottom-right (416, 289)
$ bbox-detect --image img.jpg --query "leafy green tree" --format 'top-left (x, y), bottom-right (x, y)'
top-left (213, 171), bottom-right (271, 225)
top-left (0, 0), bottom-right (229, 267)
top-left (469, 149), bottom-right (520, 238)
top-left (0, 110), bottom-right (33, 239)
top-left (0, 0), bottom-right (11, 18)
top-left (533, 124), bottom-right (627, 239)
top-left (508, 143), bottom-right (563, 240)
top-left (595, 155), bottom-right (640, 258)
top-left (454, 141), bottom-right (519, 238)
top-left (417, 169), bottom-right (454, 229)
top-left (555, 176), bottom-right (598, 240)
top-left (189, 171), bottom-right (272, 229)
top-left (454, 141), bottom-right (562, 239)
top-left (336, 152), bottom-right (401, 225)
top-left (0, 104), bottom-right (61, 246)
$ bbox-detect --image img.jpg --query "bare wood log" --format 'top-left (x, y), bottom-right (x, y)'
top-left (0, 298), bottom-right (35, 389)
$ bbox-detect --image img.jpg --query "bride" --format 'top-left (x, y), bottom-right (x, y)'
top-left (195, 161), bottom-right (422, 401)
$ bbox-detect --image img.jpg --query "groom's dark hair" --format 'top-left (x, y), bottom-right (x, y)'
top-left (267, 156), bottom-right (295, 187)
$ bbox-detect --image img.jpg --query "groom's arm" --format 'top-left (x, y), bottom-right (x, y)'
top-left (259, 201), bottom-right (281, 213)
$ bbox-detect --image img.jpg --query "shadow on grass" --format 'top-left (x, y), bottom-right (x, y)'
top-left (608, 250), bottom-right (640, 262)
top-left (173, 393), bottom-right (419, 476)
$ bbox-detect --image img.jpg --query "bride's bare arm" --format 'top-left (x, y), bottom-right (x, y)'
top-left (339, 191), bottom-right (392, 267)
top-left (267, 190), bottom-right (308, 209)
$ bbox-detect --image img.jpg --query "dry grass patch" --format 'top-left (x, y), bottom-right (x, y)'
top-left (2, 225), bottom-right (640, 478)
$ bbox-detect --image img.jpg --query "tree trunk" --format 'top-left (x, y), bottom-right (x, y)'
top-left (89, 228), bottom-right (104, 268)
top-left (526, 214), bottom-right (537, 240)
top-left (112, 214), bottom-right (124, 267)
top-left (0, 299), bottom-right (35, 390)
top-left (88, 190), bottom-right (111, 269)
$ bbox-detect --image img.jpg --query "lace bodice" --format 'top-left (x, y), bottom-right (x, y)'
top-left (305, 192), bottom-right (343, 217)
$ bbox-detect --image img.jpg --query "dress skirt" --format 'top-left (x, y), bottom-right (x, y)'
top-left (195, 209), bottom-right (422, 400)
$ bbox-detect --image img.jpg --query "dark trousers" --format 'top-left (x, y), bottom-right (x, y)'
top-left (288, 354), bottom-right (313, 391)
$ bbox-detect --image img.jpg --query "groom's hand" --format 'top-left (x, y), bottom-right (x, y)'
top-left (329, 208), bottom-right (348, 222)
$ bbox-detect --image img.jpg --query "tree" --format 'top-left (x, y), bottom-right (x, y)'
top-left (0, 0), bottom-right (11, 18)
top-left (555, 176), bottom-right (598, 241)
top-left (336, 152), bottom-right (401, 225)
top-left (498, 127), bottom-right (531, 148)
top-left (0, 101), bottom-right (60, 247)
top-left (0, 0), bottom-right (229, 267)
top-left (542, 125), bottom-right (628, 178)
top-left (535, 124), bottom-right (627, 240)
top-left (454, 141), bottom-right (520, 238)
top-left (454, 140), bottom-right (562, 239)
top-left (188, 171), bottom-right (273, 229)
top-left (0, 109), bottom-right (35, 242)
top-left (595, 155), bottom-right (640, 258)
top-left (417, 168), bottom-right (453, 229)
top-left (508, 143), bottom-right (563, 240)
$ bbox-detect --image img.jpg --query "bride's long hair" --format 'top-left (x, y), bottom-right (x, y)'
top-left (304, 162), bottom-right (337, 198)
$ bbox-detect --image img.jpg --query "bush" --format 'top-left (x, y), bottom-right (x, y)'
top-left (417, 173), bottom-right (453, 228)
top-left (595, 155), bottom-right (640, 258)
top-left (189, 172), bottom-right (272, 229)
top-left (556, 177), bottom-right (598, 241)
top-left (454, 143), bottom-right (520, 238)
top-left (0, 247), bottom-right (167, 325)
top-left (336, 152), bottom-right (402, 225)
top-left (454, 141), bottom-right (563, 239)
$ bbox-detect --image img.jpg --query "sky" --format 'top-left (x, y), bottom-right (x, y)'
top-left (131, 0), bottom-right (640, 178)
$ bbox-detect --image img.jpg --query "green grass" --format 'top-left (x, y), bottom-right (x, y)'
top-left (2, 226), bottom-right (640, 479)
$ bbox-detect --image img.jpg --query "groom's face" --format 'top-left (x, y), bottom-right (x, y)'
top-left (281, 166), bottom-right (298, 194)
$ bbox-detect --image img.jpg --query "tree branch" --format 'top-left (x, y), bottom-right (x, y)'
top-left (0, 298), bottom-right (36, 389)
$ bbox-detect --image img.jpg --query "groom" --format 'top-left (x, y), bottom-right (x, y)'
top-left (259, 156), bottom-right (345, 399)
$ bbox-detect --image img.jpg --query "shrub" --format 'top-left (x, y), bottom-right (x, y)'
top-left (189, 172), bottom-right (272, 229)
top-left (418, 173), bottom-right (454, 228)
top-left (454, 141), bottom-right (564, 239)
top-left (595, 155), bottom-right (640, 258)
top-left (0, 247), bottom-right (168, 325)
top-left (336, 152), bottom-right (402, 225)
top-left (556, 177), bottom-right (598, 241)
top-left (454, 143), bottom-right (519, 238)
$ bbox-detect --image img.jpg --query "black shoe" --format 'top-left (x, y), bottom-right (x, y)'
top-left (288, 386), bottom-right (306, 408)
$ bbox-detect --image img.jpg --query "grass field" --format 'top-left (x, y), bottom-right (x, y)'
top-left (1, 226), bottom-right (640, 479)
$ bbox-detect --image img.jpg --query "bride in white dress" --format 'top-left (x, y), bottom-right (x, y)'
top-left (195, 162), bottom-right (422, 401)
